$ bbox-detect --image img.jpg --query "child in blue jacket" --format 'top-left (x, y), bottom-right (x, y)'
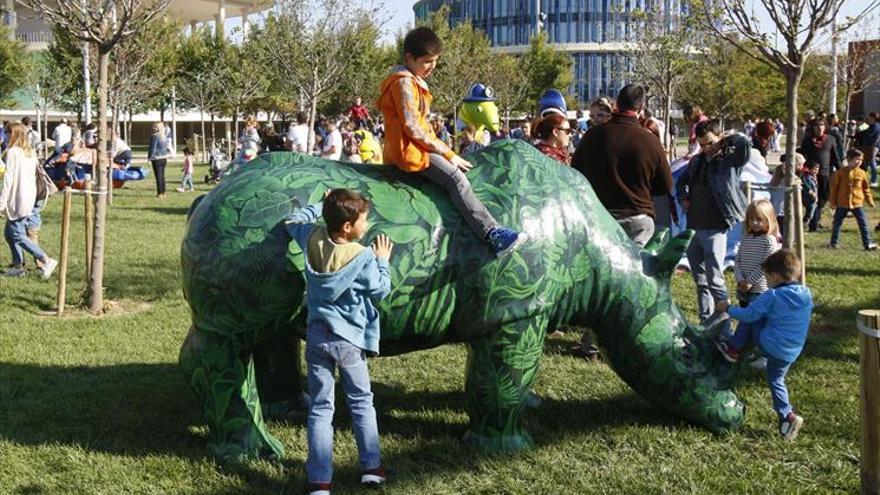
top-left (285, 189), bottom-right (393, 495)
top-left (715, 249), bottom-right (813, 441)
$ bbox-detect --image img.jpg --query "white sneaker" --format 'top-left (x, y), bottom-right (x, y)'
top-left (748, 357), bottom-right (768, 370)
top-left (41, 258), bottom-right (58, 279)
top-left (780, 412), bottom-right (804, 441)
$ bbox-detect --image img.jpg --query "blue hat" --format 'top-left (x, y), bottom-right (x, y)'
top-left (463, 83), bottom-right (496, 102)
top-left (538, 89), bottom-right (567, 117)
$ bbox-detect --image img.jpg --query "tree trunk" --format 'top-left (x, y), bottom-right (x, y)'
top-left (159, 105), bottom-right (165, 123)
top-left (200, 109), bottom-right (207, 163)
top-left (109, 98), bottom-right (119, 206)
top-left (88, 48), bottom-right (110, 315)
top-left (664, 90), bottom-right (673, 160)
top-left (782, 68), bottom-right (806, 280)
top-left (843, 86), bottom-right (853, 149)
top-left (210, 113), bottom-right (216, 146)
top-left (306, 93), bottom-right (318, 154)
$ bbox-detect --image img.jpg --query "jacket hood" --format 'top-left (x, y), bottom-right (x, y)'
top-left (304, 248), bottom-right (375, 302)
top-left (378, 66), bottom-right (414, 101)
top-left (775, 283), bottom-right (812, 310)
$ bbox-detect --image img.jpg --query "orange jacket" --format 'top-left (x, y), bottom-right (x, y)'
top-left (377, 67), bottom-right (455, 172)
top-left (830, 166), bottom-right (875, 209)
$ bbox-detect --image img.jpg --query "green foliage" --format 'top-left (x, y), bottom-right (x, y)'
top-left (41, 25), bottom-right (91, 115)
top-left (0, 25), bottom-right (30, 108)
top-left (520, 33), bottom-right (574, 111)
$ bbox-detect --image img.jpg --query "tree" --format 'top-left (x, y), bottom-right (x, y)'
top-left (485, 53), bottom-right (531, 128)
top-left (520, 32), bottom-right (574, 112)
top-left (213, 37), bottom-right (269, 143)
top-left (19, 0), bottom-right (171, 314)
top-left (256, 0), bottom-right (384, 152)
top-left (177, 27), bottom-right (226, 161)
top-left (694, 0), bottom-right (880, 271)
top-left (631, 6), bottom-right (699, 153)
top-left (0, 24), bottom-right (30, 108)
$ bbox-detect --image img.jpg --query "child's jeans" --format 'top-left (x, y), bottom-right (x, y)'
top-left (729, 321), bottom-right (795, 419)
top-left (420, 153), bottom-right (498, 239)
top-left (181, 173), bottom-right (194, 191)
top-left (830, 207), bottom-right (873, 248)
top-left (5, 217), bottom-right (46, 266)
top-left (305, 321), bottom-right (380, 484)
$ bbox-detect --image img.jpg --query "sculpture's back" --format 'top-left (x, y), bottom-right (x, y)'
top-left (180, 140), bottom-right (743, 461)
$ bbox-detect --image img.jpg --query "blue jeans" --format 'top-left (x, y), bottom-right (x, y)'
top-left (686, 228), bottom-right (729, 323)
top-left (729, 323), bottom-right (794, 419)
top-left (830, 207), bottom-right (874, 248)
top-left (27, 199), bottom-right (45, 232)
top-left (181, 173), bottom-right (194, 190)
top-left (5, 216), bottom-right (47, 266)
top-left (305, 321), bottom-right (381, 484)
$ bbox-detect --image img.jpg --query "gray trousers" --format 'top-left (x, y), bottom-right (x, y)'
top-left (686, 228), bottom-right (729, 323)
top-left (421, 153), bottom-right (498, 238)
top-left (616, 214), bottom-right (655, 247)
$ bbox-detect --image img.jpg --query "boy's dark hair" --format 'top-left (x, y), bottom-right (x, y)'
top-left (403, 27), bottom-right (443, 59)
top-left (847, 148), bottom-right (864, 160)
top-left (183, 147), bottom-right (193, 155)
top-left (695, 119), bottom-right (721, 138)
top-left (763, 249), bottom-right (800, 281)
top-left (323, 189), bottom-right (370, 234)
top-left (296, 112), bottom-right (307, 124)
top-left (616, 84), bottom-right (646, 112)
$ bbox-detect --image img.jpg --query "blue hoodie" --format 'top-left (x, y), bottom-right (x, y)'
top-left (285, 202), bottom-right (391, 354)
top-left (728, 282), bottom-right (813, 362)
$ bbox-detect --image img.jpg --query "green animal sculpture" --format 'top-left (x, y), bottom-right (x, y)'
top-left (179, 140), bottom-right (743, 461)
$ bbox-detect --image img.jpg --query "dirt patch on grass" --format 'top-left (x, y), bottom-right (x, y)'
top-left (38, 299), bottom-right (153, 319)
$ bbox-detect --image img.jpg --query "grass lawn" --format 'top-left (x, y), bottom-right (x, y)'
top-left (0, 161), bottom-right (878, 494)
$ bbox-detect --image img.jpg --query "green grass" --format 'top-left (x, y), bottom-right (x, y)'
top-left (0, 163), bottom-right (878, 494)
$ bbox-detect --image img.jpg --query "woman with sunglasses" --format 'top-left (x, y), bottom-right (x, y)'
top-left (532, 114), bottom-right (572, 165)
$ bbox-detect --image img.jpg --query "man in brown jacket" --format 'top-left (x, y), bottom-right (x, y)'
top-left (571, 84), bottom-right (673, 247)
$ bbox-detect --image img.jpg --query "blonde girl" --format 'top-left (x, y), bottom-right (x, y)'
top-left (0, 123), bottom-right (58, 278)
top-left (735, 200), bottom-right (780, 300)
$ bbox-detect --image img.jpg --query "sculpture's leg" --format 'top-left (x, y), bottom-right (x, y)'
top-left (254, 328), bottom-right (308, 419)
top-left (179, 327), bottom-right (285, 462)
top-left (463, 315), bottom-right (548, 453)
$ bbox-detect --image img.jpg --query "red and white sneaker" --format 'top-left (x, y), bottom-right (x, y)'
top-left (360, 466), bottom-right (386, 487)
top-left (714, 339), bottom-right (741, 363)
top-left (306, 482), bottom-right (331, 495)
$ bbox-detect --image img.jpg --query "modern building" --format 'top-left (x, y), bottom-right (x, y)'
top-left (847, 39), bottom-right (880, 118)
top-left (413, 0), bottom-right (686, 105)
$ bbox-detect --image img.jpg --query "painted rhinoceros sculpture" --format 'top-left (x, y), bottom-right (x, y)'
top-left (179, 139), bottom-right (743, 461)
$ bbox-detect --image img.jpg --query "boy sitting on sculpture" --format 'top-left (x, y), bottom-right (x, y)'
top-left (285, 189), bottom-right (394, 494)
top-left (376, 26), bottom-right (526, 257)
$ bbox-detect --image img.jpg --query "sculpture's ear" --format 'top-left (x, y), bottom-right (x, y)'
top-left (641, 229), bottom-right (693, 280)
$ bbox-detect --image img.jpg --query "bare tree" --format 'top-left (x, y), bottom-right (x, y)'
top-left (694, 0), bottom-right (880, 274)
top-left (631, 6), bottom-right (699, 155)
top-left (258, 0), bottom-right (384, 153)
top-left (18, 0), bottom-right (171, 314)
top-left (485, 53), bottom-right (532, 129)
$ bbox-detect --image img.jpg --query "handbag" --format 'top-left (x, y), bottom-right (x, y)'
top-left (36, 164), bottom-right (59, 201)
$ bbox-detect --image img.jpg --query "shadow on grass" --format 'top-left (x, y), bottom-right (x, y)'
top-left (141, 206), bottom-right (192, 217)
top-left (105, 260), bottom-right (182, 301)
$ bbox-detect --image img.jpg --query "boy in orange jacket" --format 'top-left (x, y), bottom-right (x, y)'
top-left (376, 27), bottom-right (527, 256)
top-left (829, 148), bottom-right (877, 250)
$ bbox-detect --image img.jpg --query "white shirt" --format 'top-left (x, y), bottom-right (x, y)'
top-left (287, 124), bottom-right (311, 153)
top-left (0, 147), bottom-right (38, 221)
top-left (112, 138), bottom-right (130, 155)
top-left (322, 130), bottom-right (342, 160)
top-left (52, 123), bottom-right (72, 148)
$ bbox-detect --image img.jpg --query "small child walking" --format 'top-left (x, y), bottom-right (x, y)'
top-left (285, 189), bottom-right (393, 495)
top-left (178, 147), bottom-right (195, 192)
top-left (829, 148), bottom-right (878, 251)
top-left (715, 249), bottom-right (813, 441)
top-left (376, 27), bottom-right (526, 257)
top-left (800, 162), bottom-right (819, 224)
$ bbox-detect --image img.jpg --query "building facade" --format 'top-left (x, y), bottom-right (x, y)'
top-left (847, 40), bottom-right (880, 118)
top-left (413, 0), bottom-right (685, 105)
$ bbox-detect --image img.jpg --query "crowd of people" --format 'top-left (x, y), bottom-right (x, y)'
top-left (1, 23), bottom-right (878, 494)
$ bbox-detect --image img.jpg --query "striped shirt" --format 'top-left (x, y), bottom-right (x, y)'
top-left (734, 234), bottom-right (779, 294)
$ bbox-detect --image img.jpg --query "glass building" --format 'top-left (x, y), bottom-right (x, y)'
top-left (413, 0), bottom-right (686, 105)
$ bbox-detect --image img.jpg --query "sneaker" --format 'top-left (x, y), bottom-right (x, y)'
top-left (714, 339), bottom-right (741, 363)
top-left (176, 187), bottom-right (185, 192)
top-left (486, 227), bottom-right (527, 257)
top-left (305, 482), bottom-right (331, 495)
top-left (40, 258), bottom-right (59, 280)
top-left (748, 356), bottom-right (768, 370)
top-left (360, 466), bottom-right (386, 487)
top-left (866, 243), bottom-right (879, 251)
top-left (780, 412), bottom-right (804, 441)
top-left (2, 266), bottom-right (25, 277)
top-left (828, 243), bottom-right (839, 249)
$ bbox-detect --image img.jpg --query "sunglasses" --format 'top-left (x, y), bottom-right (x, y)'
top-left (556, 127), bottom-right (573, 134)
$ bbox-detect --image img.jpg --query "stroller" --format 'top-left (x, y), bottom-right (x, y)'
top-left (205, 144), bottom-right (229, 184)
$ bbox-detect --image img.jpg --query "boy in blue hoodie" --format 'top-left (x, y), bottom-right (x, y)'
top-left (715, 249), bottom-right (813, 441)
top-left (285, 189), bottom-right (393, 495)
